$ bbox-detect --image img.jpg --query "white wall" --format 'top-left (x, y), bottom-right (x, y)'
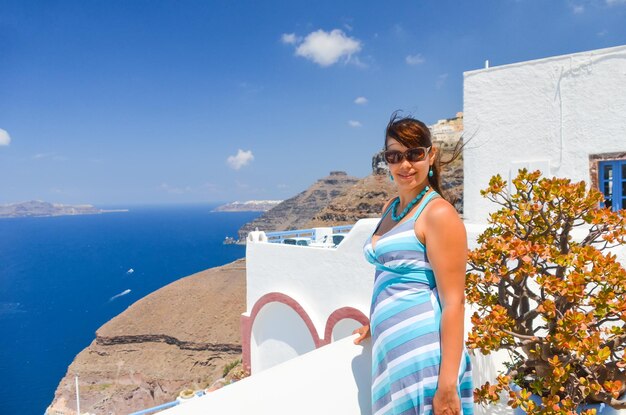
top-left (463, 45), bottom-right (626, 223)
top-left (463, 48), bottom-right (626, 394)
top-left (246, 218), bottom-right (378, 342)
top-left (331, 319), bottom-right (363, 342)
top-left (251, 302), bottom-right (317, 372)
top-left (159, 336), bottom-right (373, 415)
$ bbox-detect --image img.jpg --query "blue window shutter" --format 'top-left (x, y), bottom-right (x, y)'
top-left (599, 160), bottom-right (626, 211)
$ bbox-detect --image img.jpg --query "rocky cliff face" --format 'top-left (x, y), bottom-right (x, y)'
top-left (46, 259), bottom-right (246, 415)
top-left (305, 149), bottom-right (464, 228)
top-left (439, 150), bottom-right (464, 213)
top-left (236, 171), bottom-right (359, 240)
top-left (237, 151), bottom-right (464, 234)
top-left (305, 173), bottom-right (398, 227)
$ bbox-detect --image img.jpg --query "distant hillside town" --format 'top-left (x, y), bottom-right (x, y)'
top-left (430, 112), bottom-right (463, 150)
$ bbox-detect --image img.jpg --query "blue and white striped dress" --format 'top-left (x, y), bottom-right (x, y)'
top-left (363, 191), bottom-right (474, 415)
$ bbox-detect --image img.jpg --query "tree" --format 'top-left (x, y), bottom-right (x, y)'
top-left (467, 169), bottom-right (626, 414)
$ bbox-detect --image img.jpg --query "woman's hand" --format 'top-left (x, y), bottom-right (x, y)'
top-left (352, 325), bottom-right (370, 345)
top-left (432, 385), bottom-right (461, 415)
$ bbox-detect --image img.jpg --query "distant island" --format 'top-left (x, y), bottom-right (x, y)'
top-left (0, 200), bottom-right (127, 218)
top-left (212, 200), bottom-right (283, 212)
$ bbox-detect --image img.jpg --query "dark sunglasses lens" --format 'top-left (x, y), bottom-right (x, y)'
top-left (407, 148), bottom-right (426, 162)
top-left (384, 151), bottom-right (402, 164)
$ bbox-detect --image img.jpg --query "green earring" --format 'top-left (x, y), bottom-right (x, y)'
top-left (389, 172), bottom-right (394, 182)
top-left (428, 168), bottom-right (433, 178)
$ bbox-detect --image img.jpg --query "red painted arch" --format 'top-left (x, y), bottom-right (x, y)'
top-left (322, 307), bottom-right (370, 345)
top-left (241, 293), bottom-right (370, 373)
top-left (241, 292), bottom-right (322, 373)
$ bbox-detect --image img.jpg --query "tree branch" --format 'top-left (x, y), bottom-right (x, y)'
top-left (502, 329), bottom-right (537, 341)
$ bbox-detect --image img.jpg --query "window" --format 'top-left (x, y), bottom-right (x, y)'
top-left (598, 160), bottom-right (626, 211)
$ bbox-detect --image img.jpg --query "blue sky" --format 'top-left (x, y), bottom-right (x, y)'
top-left (1, 0), bottom-right (625, 205)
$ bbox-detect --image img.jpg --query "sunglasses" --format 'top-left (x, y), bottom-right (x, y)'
top-left (383, 146), bottom-right (431, 164)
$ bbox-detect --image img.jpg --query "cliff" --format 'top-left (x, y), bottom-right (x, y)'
top-left (304, 173), bottom-right (398, 227)
top-left (305, 149), bottom-right (464, 228)
top-left (236, 171), bottom-right (359, 240)
top-left (46, 259), bottom-right (246, 415)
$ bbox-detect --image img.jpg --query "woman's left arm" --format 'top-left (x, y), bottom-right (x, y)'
top-left (423, 200), bottom-right (468, 414)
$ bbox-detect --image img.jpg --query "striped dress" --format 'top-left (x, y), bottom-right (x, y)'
top-left (363, 191), bottom-right (474, 415)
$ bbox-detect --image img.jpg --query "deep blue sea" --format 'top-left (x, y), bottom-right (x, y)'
top-left (0, 205), bottom-right (261, 415)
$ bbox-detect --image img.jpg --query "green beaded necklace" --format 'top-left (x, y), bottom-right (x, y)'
top-left (390, 186), bottom-right (430, 222)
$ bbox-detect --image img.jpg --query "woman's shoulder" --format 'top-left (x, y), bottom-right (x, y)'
top-left (418, 195), bottom-right (467, 251)
top-left (424, 196), bottom-right (462, 223)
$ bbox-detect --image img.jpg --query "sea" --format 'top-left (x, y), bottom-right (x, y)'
top-left (0, 204), bottom-right (262, 415)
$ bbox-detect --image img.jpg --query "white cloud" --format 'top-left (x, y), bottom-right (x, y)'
top-left (436, 73), bottom-right (449, 89)
top-left (348, 120), bottom-right (362, 128)
top-left (354, 96), bottom-right (368, 105)
top-left (572, 4), bottom-right (585, 13)
top-left (281, 33), bottom-right (299, 44)
top-left (0, 129), bottom-right (11, 146)
top-left (227, 149), bottom-right (254, 170)
top-left (405, 54), bottom-right (425, 65)
top-left (294, 29), bottom-right (362, 67)
top-left (597, 29), bottom-right (608, 36)
top-left (606, 0), bottom-right (626, 5)
top-left (350, 55), bottom-right (368, 69)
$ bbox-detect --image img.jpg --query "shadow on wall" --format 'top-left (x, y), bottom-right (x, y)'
top-left (352, 339), bottom-right (372, 414)
top-left (252, 302), bottom-right (317, 372)
top-left (158, 336), bottom-right (376, 415)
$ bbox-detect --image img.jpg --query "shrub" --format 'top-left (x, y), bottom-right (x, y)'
top-left (467, 169), bottom-right (626, 414)
top-left (222, 358), bottom-right (242, 378)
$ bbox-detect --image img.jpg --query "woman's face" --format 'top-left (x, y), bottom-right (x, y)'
top-left (385, 137), bottom-right (435, 191)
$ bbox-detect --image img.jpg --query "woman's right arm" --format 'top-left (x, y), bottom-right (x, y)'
top-left (353, 324), bottom-right (370, 344)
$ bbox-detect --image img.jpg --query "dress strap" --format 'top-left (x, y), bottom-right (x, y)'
top-left (410, 191), bottom-right (440, 220)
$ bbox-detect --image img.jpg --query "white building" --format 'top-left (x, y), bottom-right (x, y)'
top-left (463, 44), bottom-right (626, 223)
top-left (431, 112), bottom-right (464, 150)
top-left (242, 223), bottom-right (374, 373)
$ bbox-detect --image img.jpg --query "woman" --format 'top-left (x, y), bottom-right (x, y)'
top-left (353, 113), bottom-right (473, 415)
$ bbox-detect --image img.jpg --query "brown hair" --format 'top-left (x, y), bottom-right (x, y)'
top-left (385, 111), bottom-right (461, 199)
